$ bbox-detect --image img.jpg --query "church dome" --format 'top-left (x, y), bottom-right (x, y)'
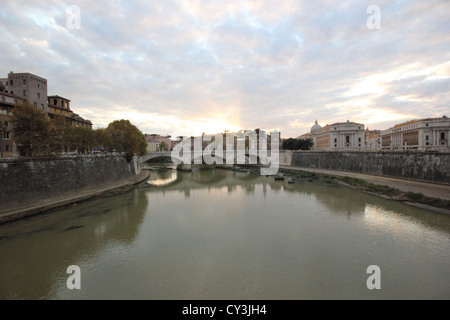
top-left (310, 120), bottom-right (322, 133)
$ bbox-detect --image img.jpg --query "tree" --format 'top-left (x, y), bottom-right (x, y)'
top-left (12, 101), bottom-right (52, 156)
top-left (64, 126), bottom-right (94, 154)
top-left (282, 138), bottom-right (313, 150)
top-left (159, 141), bottom-right (168, 151)
top-left (48, 115), bottom-right (68, 154)
top-left (105, 120), bottom-right (147, 160)
top-left (93, 128), bottom-right (112, 151)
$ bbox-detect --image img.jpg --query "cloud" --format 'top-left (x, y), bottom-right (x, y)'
top-left (0, 0), bottom-right (449, 137)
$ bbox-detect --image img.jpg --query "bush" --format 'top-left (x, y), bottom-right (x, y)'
top-left (405, 192), bottom-right (424, 201)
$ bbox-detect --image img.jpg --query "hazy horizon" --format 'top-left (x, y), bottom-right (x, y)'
top-left (1, 0), bottom-right (449, 138)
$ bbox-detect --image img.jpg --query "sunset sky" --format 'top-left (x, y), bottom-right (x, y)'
top-left (1, 0), bottom-right (449, 138)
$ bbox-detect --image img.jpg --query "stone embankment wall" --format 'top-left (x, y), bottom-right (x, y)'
top-left (0, 155), bottom-right (141, 209)
top-left (285, 151), bottom-right (450, 184)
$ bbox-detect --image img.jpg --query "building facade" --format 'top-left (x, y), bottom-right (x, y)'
top-left (48, 95), bottom-right (92, 128)
top-left (312, 120), bottom-right (365, 150)
top-left (0, 92), bottom-right (25, 157)
top-left (1, 72), bottom-right (48, 112)
top-left (1, 71), bottom-right (93, 157)
top-left (381, 117), bottom-right (450, 150)
top-left (145, 134), bottom-right (172, 152)
top-left (365, 129), bottom-right (381, 150)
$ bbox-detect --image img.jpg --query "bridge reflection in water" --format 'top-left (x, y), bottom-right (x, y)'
top-left (1, 168), bottom-right (450, 299)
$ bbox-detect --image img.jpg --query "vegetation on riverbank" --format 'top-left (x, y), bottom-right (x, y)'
top-left (11, 102), bottom-right (146, 158)
top-left (279, 168), bottom-right (450, 210)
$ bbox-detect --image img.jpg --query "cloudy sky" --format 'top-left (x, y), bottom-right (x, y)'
top-left (1, 0), bottom-right (449, 138)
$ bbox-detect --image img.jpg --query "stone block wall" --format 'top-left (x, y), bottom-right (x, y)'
top-left (0, 155), bottom-right (141, 209)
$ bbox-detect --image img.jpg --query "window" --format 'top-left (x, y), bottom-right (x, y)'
top-left (38, 83), bottom-right (40, 88)
top-left (426, 135), bottom-right (429, 141)
top-left (41, 104), bottom-right (44, 110)
top-left (1, 96), bottom-right (4, 102)
top-left (54, 99), bottom-right (57, 105)
top-left (358, 127), bottom-right (361, 129)
top-left (10, 91), bottom-right (13, 94)
top-left (23, 90), bottom-right (27, 97)
top-left (334, 138), bottom-right (337, 143)
top-left (441, 132), bottom-right (445, 140)
top-left (334, 144), bottom-right (337, 147)
top-left (23, 79), bottom-right (26, 85)
top-left (2, 110), bottom-right (7, 115)
top-left (4, 121), bottom-right (8, 127)
top-left (4, 132), bottom-right (10, 139)
top-left (10, 80), bottom-right (13, 85)
top-left (5, 145), bottom-right (10, 152)
top-left (359, 144), bottom-right (361, 147)
top-left (34, 102), bottom-right (37, 107)
top-left (426, 123), bottom-right (429, 127)
top-left (346, 136), bottom-right (350, 143)
top-left (358, 137), bottom-right (361, 142)
top-left (37, 93), bottom-right (40, 99)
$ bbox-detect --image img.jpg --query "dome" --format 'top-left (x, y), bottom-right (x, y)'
top-left (310, 120), bottom-right (322, 133)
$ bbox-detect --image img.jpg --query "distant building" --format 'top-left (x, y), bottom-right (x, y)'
top-left (0, 71), bottom-right (94, 157)
top-left (48, 95), bottom-right (92, 128)
top-left (365, 129), bottom-right (381, 150)
top-left (381, 117), bottom-right (450, 150)
top-left (1, 72), bottom-right (48, 112)
top-left (297, 120), bottom-right (321, 140)
top-left (297, 132), bottom-right (313, 140)
top-left (145, 134), bottom-right (172, 152)
top-left (0, 91), bottom-right (25, 157)
top-left (171, 139), bottom-right (181, 151)
top-left (307, 120), bottom-right (365, 150)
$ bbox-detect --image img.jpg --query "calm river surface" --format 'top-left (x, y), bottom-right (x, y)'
top-left (1, 168), bottom-right (450, 299)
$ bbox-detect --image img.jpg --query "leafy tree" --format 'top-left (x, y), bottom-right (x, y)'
top-left (282, 138), bottom-right (313, 150)
top-left (159, 141), bottom-right (168, 151)
top-left (105, 120), bottom-right (147, 160)
top-left (93, 128), bottom-right (112, 151)
top-left (12, 101), bottom-right (52, 156)
top-left (64, 126), bottom-right (94, 154)
top-left (48, 115), bottom-right (68, 154)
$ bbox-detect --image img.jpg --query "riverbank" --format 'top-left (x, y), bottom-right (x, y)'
top-left (279, 166), bottom-right (450, 215)
top-left (0, 169), bottom-right (150, 224)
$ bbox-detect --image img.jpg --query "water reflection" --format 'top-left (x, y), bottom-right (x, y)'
top-left (147, 169), bottom-right (178, 186)
top-left (0, 189), bottom-right (147, 299)
top-left (0, 168), bottom-right (449, 299)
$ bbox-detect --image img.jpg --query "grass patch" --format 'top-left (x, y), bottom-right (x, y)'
top-left (405, 192), bottom-right (424, 201)
top-left (278, 168), bottom-right (450, 210)
top-left (406, 193), bottom-right (450, 210)
top-left (337, 176), bottom-right (402, 196)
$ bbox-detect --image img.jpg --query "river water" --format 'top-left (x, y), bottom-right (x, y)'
top-left (1, 167), bottom-right (449, 299)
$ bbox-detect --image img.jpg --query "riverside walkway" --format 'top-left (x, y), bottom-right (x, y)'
top-left (279, 166), bottom-right (450, 201)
